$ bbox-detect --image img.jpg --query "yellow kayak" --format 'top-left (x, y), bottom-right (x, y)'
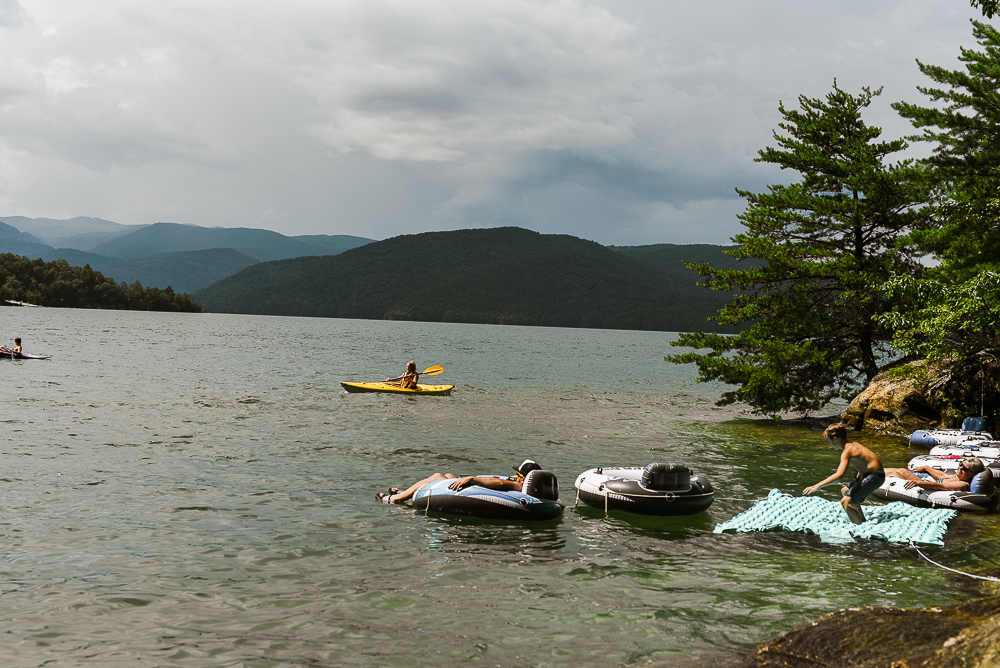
top-left (340, 381), bottom-right (454, 396)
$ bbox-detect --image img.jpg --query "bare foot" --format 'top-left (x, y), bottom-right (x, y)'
top-left (844, 503), bottom-right (866, 525)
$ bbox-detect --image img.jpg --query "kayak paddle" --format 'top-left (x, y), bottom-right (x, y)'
top-left (422, 365), bottom-right (444, 376)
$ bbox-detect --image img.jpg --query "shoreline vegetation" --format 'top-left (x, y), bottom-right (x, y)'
top-left (0, 253), bottom-right (203, 312)
top-left (664, 21), bottom-right (1000, 434)
top-left (667, 16), bottom-right (1000, 661)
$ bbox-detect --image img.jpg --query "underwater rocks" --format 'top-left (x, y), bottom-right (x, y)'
top-left (729, 595), bottom-right (1000, 668)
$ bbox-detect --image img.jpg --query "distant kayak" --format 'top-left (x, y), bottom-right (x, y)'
top-left (0, 351), bottom-right (51, 360)
top-left (340, 381), bottom-right (453, 395)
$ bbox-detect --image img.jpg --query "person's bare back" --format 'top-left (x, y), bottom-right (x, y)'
top-left (844, 442), bottom-right (882, 477)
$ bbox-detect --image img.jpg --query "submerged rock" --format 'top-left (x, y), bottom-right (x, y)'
top-left (728, 595), bottom-right (1000, 668)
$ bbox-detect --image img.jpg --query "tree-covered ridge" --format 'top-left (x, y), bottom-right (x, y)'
top-left (195, 227), bottom-right (743, 333)
top-left (0, 253), bottom-right (203, 312)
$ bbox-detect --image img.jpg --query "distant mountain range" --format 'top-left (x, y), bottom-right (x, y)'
top-left (194, 227), bottom-right (752, 333)
top-left (1, 218), bottom-right (751, 333)
top-left (0, 217), bottom-right (374, 294)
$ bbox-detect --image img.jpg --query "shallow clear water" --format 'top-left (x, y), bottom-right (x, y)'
top-left (1, 308), bottom-right (998, 667)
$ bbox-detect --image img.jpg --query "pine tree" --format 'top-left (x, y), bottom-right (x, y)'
top-left (970, 1), bottom-right (998, 18)
top-left (892, 20), bottom-right (1000, 278)
top-left (875, 20), bottom-right (1000, 422)
top-left (667, 83), bottom-right (930, 416)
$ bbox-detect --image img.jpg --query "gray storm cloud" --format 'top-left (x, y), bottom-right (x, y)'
top-left (0, 0), bottom-right (980, 245)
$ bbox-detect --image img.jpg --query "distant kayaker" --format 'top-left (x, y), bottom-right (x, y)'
top-left (385, 361), bottom-right (419, 389)
top-left (13, 337), bottom-right (21, 353)
top-left (378, 459), bottom-right (543, 503)
top-left (803, 423), bottom-right (885, 524)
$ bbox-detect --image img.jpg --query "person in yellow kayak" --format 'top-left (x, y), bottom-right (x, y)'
top-left (378, 459), bottom-right (543, 503)
top-left (385, 361), bottom-right (419, 389)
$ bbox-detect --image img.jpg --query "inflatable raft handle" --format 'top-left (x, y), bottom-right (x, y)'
top-left (641, 463), bottom-right (692, 493)
top-left (522, 470), bottom-right (560, 502)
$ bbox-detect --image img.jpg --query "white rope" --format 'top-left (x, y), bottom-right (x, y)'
top-left (910, 542), bottom-right (1000, 582)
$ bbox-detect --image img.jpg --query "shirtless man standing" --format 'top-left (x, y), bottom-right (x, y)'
top-left (803, 423), bottom-right (885, 524)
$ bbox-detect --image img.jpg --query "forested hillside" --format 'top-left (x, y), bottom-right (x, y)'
top-left (195, 227), bottom-right (744, 333)
top-left (0, 254), bottom-right (203, 312)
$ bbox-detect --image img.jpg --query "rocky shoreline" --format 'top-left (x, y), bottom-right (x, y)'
top-left (725, 594), bottom-right (1000, 667)
top-left (719, 367), bottom-right (1000, 668)
top-left (840, 362), bottom-right (952, 435)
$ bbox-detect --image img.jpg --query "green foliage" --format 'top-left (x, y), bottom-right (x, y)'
top-left (667, 82), bottom-right (930, 416)
top-left (878, 21), bottom-right (1000, 422)
top-left (194, 227), bottom-right (741, 333)
top-left (877, 272), bottom-right (1000, 418)
top-left (0, 253), bottom-right (203, 312)
top-left (971, 0), bottom-right (998, 18)
top-left (879, 272), bottom-right (1000, 362)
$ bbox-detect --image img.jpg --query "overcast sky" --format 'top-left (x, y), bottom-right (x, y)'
top-left (0, 0), bottom-right (986, 245)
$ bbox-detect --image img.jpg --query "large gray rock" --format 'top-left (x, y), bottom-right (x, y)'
top-left (727, 595), bottom-right (1000, 668)
top-left (840, 361), bottom-right (953, 435)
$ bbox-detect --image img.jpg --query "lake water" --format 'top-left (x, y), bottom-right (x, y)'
top-left (1, 308), bottom-right (998, 668)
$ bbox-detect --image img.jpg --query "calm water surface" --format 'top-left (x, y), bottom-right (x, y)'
top-left (1, 308), bottom-right (998, 667)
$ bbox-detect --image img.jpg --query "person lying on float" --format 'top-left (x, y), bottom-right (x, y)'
top-left (378, 459), bottom-right (542, 503)
top-left (885, 457), bottom-right (987, 492)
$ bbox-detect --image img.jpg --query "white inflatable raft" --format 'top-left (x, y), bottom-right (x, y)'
top-left (871, 470), bottom-right (999, 512)
top-left (929, 441), bottom-right (1000, 462)
top-left (909, 417), bottom-right (992, 448)
top-left (574, 463), bottom-right (714, 515)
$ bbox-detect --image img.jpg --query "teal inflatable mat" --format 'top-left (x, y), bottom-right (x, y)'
top-left (714, 489), bottom-right (956, 546)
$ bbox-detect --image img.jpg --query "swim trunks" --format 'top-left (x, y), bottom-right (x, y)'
top-left (846, 471), bottom-right (886, 505)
